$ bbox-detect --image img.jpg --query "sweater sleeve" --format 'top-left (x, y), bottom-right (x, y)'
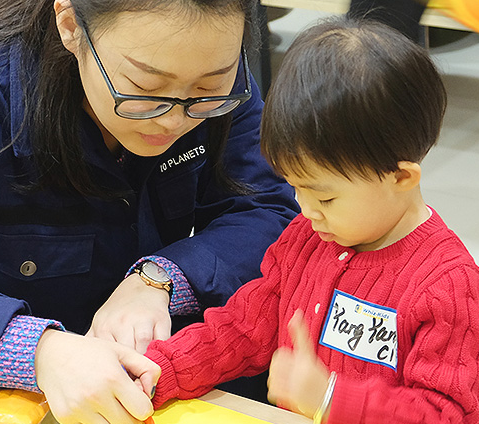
top-left (145, 234), bottom-right (287, 409)
top-left (0, 315), bottom-right (64, 392)
top-left (126, 256), bottom-right (201, 315)
top-left (328, 264), bottom-right (479, 424)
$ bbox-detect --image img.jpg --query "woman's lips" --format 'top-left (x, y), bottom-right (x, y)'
top-left (139, 132), bottom-right (176, 147)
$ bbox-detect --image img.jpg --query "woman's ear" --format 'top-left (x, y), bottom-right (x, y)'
top-left (54, 0), bottom-right (81, 56)
top-left (392, 161), bottom-right (422, 192)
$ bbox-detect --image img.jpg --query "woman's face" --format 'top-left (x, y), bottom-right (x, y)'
top-left (74, 10), bottom-right (244, 156)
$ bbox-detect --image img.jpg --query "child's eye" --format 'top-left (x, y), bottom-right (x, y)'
top-left (318, 198), bottom-right (335, 206)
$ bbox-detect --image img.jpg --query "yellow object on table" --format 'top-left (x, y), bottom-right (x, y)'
top-left (0, 389), bottom-right (49, 424)
top-left (152, 398), bottom-right (271, 424)
top-left (428, 0), bottom-right (479, 31)
top-left (29, 389), bottom-right (311, 424)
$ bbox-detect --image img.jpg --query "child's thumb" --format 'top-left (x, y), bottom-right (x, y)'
top-left (288, 310), bottom-right (315, 357)
top-left (120, 348), bottom-right (162, 399)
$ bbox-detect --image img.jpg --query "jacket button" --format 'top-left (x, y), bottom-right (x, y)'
top-left (20, 261), bottom-right (37, 277)
top-left (121, 198), bottom-right (131, 208)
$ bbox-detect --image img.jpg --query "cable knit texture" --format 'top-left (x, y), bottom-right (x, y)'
top-left (146, 210), bottom-right (479, 423)
top-left (0, 315), bottom-right (64, 392)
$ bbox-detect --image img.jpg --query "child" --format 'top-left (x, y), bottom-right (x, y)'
top-left (145, 17), bottom-right (479, 423)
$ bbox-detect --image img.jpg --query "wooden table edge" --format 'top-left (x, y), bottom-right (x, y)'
top-left (39, 389), bottom-right (312, 424)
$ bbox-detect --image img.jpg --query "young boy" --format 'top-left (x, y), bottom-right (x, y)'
top-left (145, 17), bottom-right (479, 423)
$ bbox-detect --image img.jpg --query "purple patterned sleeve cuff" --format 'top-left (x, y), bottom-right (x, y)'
top-left (127, 256), bottom-right (202, 315)
top-left (0, 315), bottom-right (65, 392)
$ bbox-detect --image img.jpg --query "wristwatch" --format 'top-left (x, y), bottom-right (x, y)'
top-left (135, 261), bottom-right (173, 294)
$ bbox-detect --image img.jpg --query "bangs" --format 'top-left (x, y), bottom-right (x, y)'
top-left (262, 136), bottom-right (377, 182)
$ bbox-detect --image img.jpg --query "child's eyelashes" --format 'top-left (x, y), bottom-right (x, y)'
top-left (318, 198), bottom-right (335, 206)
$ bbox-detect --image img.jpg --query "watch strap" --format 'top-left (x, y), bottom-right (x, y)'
top-left (135, 262), bottom-right (173, 295)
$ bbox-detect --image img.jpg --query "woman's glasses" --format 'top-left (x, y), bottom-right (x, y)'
top-left (82, 27), bottom-right (252, 120)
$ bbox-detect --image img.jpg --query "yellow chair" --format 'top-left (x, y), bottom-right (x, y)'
top-left (0, 389), bottom-right (48, 424)
top-left (428, 0), bottom-right (479, 31)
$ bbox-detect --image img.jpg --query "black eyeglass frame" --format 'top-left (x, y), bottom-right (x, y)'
top-left (81, 26), bottom-right (252, 120)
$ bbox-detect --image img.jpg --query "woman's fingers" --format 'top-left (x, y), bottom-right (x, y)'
top-left (35, 330), bottom-right (159, 423)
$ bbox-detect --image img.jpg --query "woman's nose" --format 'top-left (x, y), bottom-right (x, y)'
top-left (151, 105), bottom-right (188, 131)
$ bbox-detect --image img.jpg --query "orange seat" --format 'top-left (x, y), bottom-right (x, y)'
top-left (428, 0), bottom-right (479, 31)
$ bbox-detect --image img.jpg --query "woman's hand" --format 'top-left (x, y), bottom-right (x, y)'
top-left (87, 274), bottom-right (172, 353)
top-left (267, 310), bottom-right (330, 418)
top-left (35, 329), bottom-right (161, 424)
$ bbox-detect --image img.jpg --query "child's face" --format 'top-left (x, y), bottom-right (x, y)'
top-left (284, 161), bottom-right (411, 252)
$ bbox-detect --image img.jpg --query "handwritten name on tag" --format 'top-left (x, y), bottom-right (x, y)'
top-left (319, 290), bottom-right (398, 370)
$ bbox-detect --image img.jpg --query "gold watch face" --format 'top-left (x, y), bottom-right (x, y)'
top-left (142, 261), bottom-right (171, 283)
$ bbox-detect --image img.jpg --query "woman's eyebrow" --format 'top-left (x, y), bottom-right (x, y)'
top-left (123, 55), bottom-right (238, 78)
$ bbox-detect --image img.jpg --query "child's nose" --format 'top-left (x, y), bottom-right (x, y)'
top-left (298, 198), bottom-right (325, 222)
top-left (302, 207), bottom-right (325, 222)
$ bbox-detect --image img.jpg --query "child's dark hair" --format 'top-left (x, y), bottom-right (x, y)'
top-left (261, 17), bottom-right (447, 180)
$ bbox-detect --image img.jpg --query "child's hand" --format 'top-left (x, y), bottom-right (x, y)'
top-left (267, 310), bottom-right (330, 418)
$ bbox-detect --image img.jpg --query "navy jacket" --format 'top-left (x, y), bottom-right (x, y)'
top-left (0, 42), bottom-right (298, 334)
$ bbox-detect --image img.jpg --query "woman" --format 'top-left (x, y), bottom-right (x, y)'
top-left (0, 0), bottom-right (298, 421)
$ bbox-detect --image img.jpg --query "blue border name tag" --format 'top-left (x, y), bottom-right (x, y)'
top-left (319, 289), bottom-right (398, 370)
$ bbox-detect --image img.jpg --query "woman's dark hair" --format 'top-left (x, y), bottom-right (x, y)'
top-left (0, 0), bottom-right (259, 197)
top-left (261, 16), bottom-right (447, 181)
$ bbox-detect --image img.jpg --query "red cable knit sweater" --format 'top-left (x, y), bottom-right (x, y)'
top-left (146, 210), bottom-right (479, 423)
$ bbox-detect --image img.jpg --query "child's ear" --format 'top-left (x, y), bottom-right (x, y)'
top-left (392, 161), bottom-right (422, 192)
top-left (54, 0), bottom-right (81, 56)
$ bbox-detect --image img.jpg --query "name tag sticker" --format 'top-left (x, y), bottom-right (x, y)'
top-left (319, 290), bottom-right (398, 370)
